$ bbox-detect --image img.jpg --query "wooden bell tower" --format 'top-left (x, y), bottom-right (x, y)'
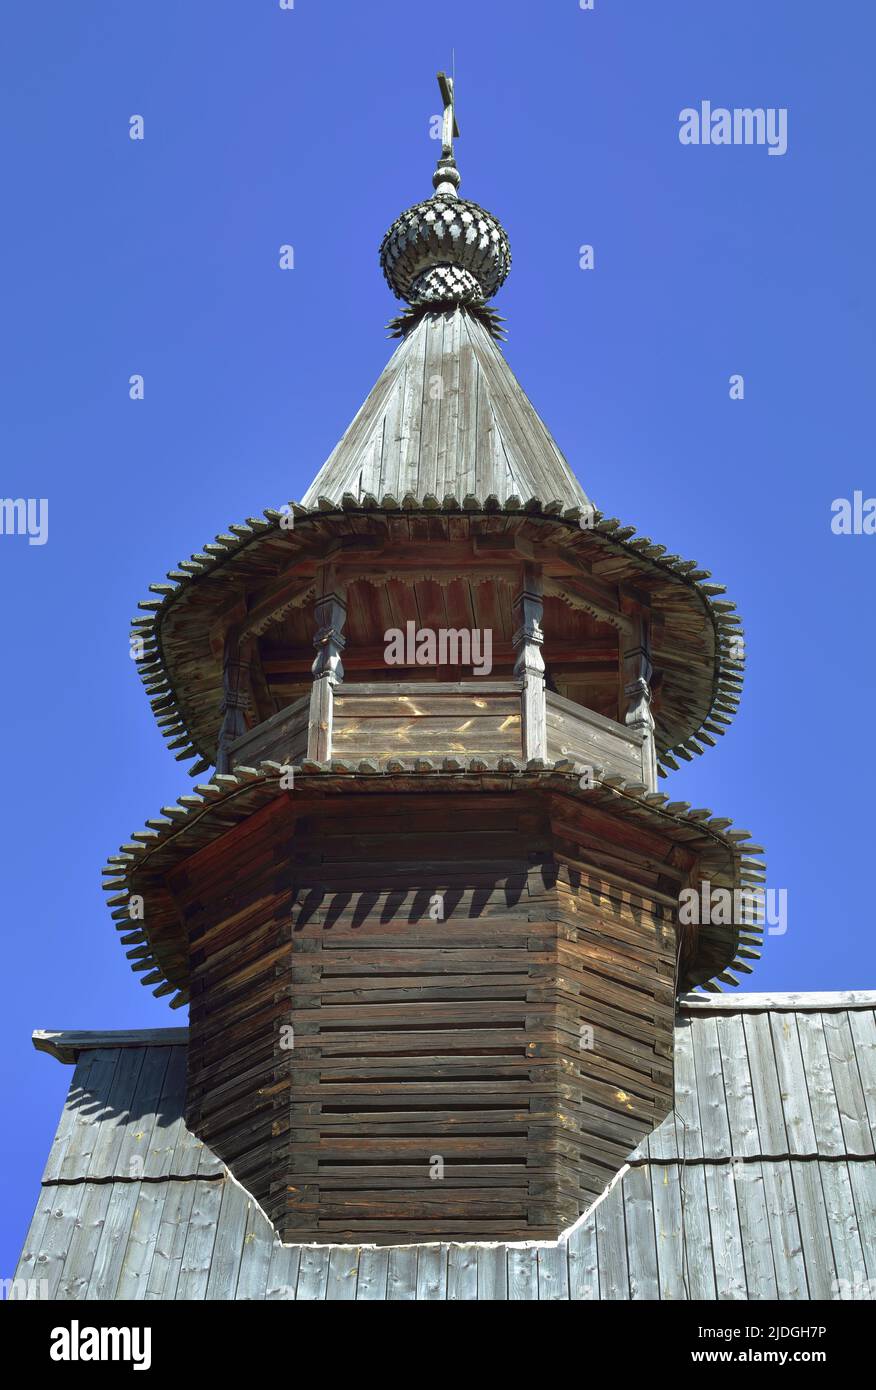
top-left (107, 74), bottom-right (760, 1246)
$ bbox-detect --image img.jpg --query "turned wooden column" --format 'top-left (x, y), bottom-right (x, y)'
top-left (513, 564), bottom-right (547, 762)
top-left (216, 627), bottom-right (253, 774)
top-left (623, 612), bottom-right (658, 791)
top-left (307, 569), bottom-right (346, 762)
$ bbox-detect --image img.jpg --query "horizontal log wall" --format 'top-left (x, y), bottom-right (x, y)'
top-left (174, 791), bottom-right (680, 1245)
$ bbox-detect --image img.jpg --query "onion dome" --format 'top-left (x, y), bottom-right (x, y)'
top-left (380, 197), bottom-right (511, 307)
top-left (380, 72), bottom-right (511, 334)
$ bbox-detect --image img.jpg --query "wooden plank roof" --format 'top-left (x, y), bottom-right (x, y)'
top-left (301, 309), bottom-right (593, 512)
top-left (16, 995), bottom-right (876, 1301)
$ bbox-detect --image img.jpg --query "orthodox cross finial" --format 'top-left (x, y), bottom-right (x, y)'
top-left (379, 66), bottom-right (511, 332)
top-left (433, 70), bottom-right (461, 195)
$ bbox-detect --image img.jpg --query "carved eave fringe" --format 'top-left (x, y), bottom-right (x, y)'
top-left (130, 500), bottom-right (745, 777)
top-left (386, 301), bottom-right (507, 341)
top-left (103, 761), bottom-right (765, 1006)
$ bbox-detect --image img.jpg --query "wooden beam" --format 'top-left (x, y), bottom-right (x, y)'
top-left (622, 610), bottom-right (658, 792)
top-left (216, 626), bottom-right (255, 774)
top-left (513, 564), bottom-right (546, 761)
top-left (307, 567), bottom-right (347, 761)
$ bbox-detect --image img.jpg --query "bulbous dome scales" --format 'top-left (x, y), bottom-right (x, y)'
top-left (380, 197), bottom-right (511, 307)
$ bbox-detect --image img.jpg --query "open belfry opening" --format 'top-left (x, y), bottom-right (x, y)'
top-left (106, 74), bottom-right (757, 1245)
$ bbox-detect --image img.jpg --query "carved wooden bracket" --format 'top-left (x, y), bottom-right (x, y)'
top-left (513, 565), bottom-right (547, 760)
top-left (217, 626), bottom-right (254, 773)
top-left (623, 615), bottom-right (658, 790)
top-left (307, 574), bottom-right (347, 761)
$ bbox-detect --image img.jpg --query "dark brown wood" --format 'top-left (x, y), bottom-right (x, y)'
top-left (177, 789), bottom-right (680, 1244)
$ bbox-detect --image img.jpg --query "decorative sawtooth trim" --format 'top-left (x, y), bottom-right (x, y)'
top-left (128, 499), bottom-right (745, 775)
top-left (103, 761), bottom-right (763, 1002)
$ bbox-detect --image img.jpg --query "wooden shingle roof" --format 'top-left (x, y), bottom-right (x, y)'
top-left (101, 762), bottom-right (765, 1003)
top-left (16, 994), bottom-right (876, 1301)
top-left (301, 308), bottom-right (593, 512)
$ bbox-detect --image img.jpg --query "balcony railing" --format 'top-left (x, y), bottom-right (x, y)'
top-left (228, 680), bottom-right (656, 790)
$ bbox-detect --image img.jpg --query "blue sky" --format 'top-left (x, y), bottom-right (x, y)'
top-left (1, 1), bottom-right (873, 1272)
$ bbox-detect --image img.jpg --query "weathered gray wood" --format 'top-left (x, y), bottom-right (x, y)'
top-left (13, 1185), bottom-right (57, 1287)
top-left (416, 1244), bottom-right (448, 1300)
top-left (715, 1013), bottom-right (761, 1157)
top-left (594, 1177), bottom-right (630, 1299)
top-left (769, 1012), bottom-right (817, 1155)
top-left (692, 1014), bottom-right (732, 1157)
top-left (476, 1245), bottom-right (508, 1300)
top-left (506, 1247), bottom-right (539, 1300)
top-left (235, 1199), bottom-right (275, 1301)
top-left (760, 1160), bottom-right (807, 1298)
top-left (302, 308), bottom-right (590, 518)
top-left (731, 1161), bottom-right (778, 1299)
top-left (174, 1180), bottom-right (224, 1300)
top-left (87, 1045), bottom-right (146, 1179)
top-left (386, 1247), bottom-right (417, 1300)
top-left (57, 1050), bottom-right (121, 1182)
top-left (145, 1181), bottom-right (198, 1300)
top-left (326, 1247), bottom-right (359, 1300)
top-left (296, 1245), bottom-right (332, 1301)
top-left (33, 1029), bottom-right (189, 1063)
top-left (204, 1180), bottom-right (251, 1299)
top-left (822, 1011), bottom-right (875, 1155)
top-left (818, 1160), bottom-right (866, 1299)
top-left (789, 1161), bottom-right (837, 1299)
top-left (23, 1053), bottom-right (99, 1282)
top-left (115, 1046), bottom-right (172, 1182)
top-left (56, 1184), bottom-right (113, 1300)
top-left (743, 1012), bottom-right (789, 1155)
top-left (39, 1183), bottom-right (93, 1299)
top-left (447, 1245), bottom-right (478, 1300)
top-left (265, 1240), bottom-right (301, 1300)
top-left (848, 1160), bottom-right (876, 1284)
top-left (796, 1012), bottom-right (846, 1157)
top-left (679, 1166), bottom-right (717, 1300)
top-left (622, 1164), bottom-right (659, 1299)
top-left (680, 991), bottom-right (876, 1012)
top-left (672, 1018), bottom-right (703, 1157)
top-left (356, 1247), bottom-right (390, 1300)
top-left (703, 1165), bottom-right (746, 1299)
top-left (847, 1010), bottom-right (876, 1144)
top-left (536, 1243), bottom-right (569, 1301)
top-left (116, 1181), bottom-right (166, 1300)
top-left (86, 1182), bottom-right (142, 1300)
top-left (566, 1216), bottom-right (599, 1300)
top-left (650, 1162), bottom-right (687, 1300)
top-left (145, 1045), bottom-right (190, 1178)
